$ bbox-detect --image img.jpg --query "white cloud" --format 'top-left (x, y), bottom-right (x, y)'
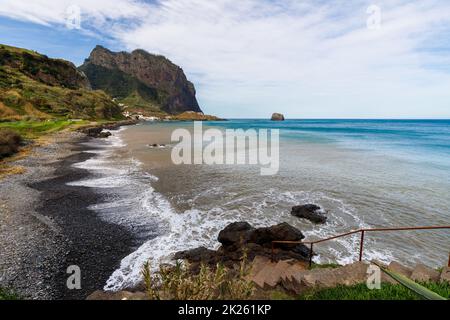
top-left (1, 0), bottom-right (450, 118)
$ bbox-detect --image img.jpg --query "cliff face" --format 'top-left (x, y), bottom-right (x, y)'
top-left (79, 46), bottom-right (202, 115)
top-left (0, 45), bottom-right (90, 90)
top-left (0, 44), bottom-right (122, 121)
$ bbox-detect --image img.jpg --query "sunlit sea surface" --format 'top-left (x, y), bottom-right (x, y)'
top-left (68, 119), bottom-right (450, 290)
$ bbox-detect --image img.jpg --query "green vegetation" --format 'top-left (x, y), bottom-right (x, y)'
top-left (374, 261), bottom-right (447, 300)
top-left (0, 119), bottom-right (90, 139)
top-left (170, 111), bottom-right (223, 121)
top-left (309, 263), bottom-right (341, 270)
top-left (142, 259), bottom-right (254, 300)
top-left (79, 63), bottom-right (163, 114)
top-left (0, 287), bottom-right (20, 300)
top-left (0, 128), bottom-right (22, 159)
top-left (299, 282), bottom-right (450, 300)
top-left (0, 44), bottom-right (124, 121)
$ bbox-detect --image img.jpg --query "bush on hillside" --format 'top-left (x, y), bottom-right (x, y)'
top-left (0, 129), bottom-right (22, 159)
top-left (142, 257), bottom-right (254, 300)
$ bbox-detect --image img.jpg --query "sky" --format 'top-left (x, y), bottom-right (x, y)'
top-left (1, 0), bottom-right (450, 119)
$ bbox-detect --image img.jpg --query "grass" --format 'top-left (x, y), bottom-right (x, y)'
top-left (0, 44), bottom-right (125, 121)
top-left (309, 263), bottom-right (341, 270)
top-left (0, 287), bottom-right (20, 300)
top-left (142, 255), bottom-right (255, 300)
top-left (0, 119), bottom-right (90, 139)
top-left (299, 282), bottom-right (450, 300)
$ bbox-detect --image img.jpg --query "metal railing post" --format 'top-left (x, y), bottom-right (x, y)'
top-left (271, 242), bottom-right (275, 262)
top-left (359, 230), bottom-right (365, 262)
top-left (448, 252), bottom-right (450, 268)
top-left (309, 243), bottom-right (314, 268)
top-left (271, 225), bottom-right (450, 269)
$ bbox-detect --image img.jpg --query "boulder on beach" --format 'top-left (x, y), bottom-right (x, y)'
top-left (98, 131), bottom-right (112, 139)
top-left (148, 143), bottom-right (166, 148)
top-left (174, 222), bottom-right (311, 269)
top-left (291, 204), bottom-right (328, 224)
top-left (271, 113), bottom-right (285, 121)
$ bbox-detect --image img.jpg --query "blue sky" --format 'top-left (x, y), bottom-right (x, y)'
top-left (1, 0), bottom-right (450, 119)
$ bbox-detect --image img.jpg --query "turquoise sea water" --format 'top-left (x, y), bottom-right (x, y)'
top-left (209, 119), bottom-right (450, 170)
top-left (69, 119), bottom-right (450, 290)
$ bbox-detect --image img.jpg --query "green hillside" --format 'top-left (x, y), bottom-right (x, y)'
top-left (0, 44), bottom-right (123, 121)
top-left (79, 45), bottom-right (202, 116)
top-left (79, 63), bottom-right (165, 115)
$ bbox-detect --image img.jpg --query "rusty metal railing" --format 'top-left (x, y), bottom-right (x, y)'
top-left (271, 225), bottom-right (450, 268)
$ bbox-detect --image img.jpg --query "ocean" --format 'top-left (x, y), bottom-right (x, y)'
top-left (67, 119), bottom-right (450, 291)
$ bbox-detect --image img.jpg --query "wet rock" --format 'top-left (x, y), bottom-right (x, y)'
top-left (174, 247), bottom-right (217, 264)
top-left (148, 143), bottom-right (167, 148)
top-left (248, 223), bottom-right (305, 247)
top-left (79, 120), bottom-right (138, 138)
top-left (271, 113), bottom-right (285, 121)
top-left (291, 204), bottom-right (327, 224)
top-left (98, 131), bottom-right (112, 139)
top-left (175, 222), bottom-right (311, 269)
top-left (81, 127), bottom-right (103, 138)
top-left (218, 222), bottom-right (253, 247)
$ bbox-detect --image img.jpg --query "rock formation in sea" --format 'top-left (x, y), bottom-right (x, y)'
top-left (79, 45), bottom-right (202, 115)
top-left (174, 222), bottom-right (312, 271)
top-left (291, 204), bottom-right (328, 224)
top-left (271, 113), bottom-right (285, 121)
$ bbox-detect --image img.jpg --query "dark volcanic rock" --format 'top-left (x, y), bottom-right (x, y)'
top-left (174, 247), bottom-right (217, 263)
top-left (98, 131), bottom-right (112, 139)
top-left (81, 127), bottom-right (103, 138)
top-left (218, 222), bottom-right (253, 247)
top-left (79, 120), bottom-right (138, 138)
top-left (175, 222), bottom-right (311, 269)
top-left (291, 204), bottom-right (327, 224)
top-left (271, 113), bottom-right (285, 121)
top-left (79, 45), bottom-right (202, 115)
top-left (248, 223), bottom-right (304, 246)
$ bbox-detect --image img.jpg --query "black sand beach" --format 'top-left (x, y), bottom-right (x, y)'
top-left (0, 133), bottom-right (135, 300)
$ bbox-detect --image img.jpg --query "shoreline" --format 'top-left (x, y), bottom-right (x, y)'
top-left (0, 131), bottom-right (136, 299)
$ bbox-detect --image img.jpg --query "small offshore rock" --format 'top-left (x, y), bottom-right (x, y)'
top-left (291, 204), bottom-right (327, 224)
top-left (271, 113), bottom-right (285, 121)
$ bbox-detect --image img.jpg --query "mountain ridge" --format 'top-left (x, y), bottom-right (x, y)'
top-left (0, 44), bottom-right (122, 121)
top-left (79, 45), bottom-right (202, 115)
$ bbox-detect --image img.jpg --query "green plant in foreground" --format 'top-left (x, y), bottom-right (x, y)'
top-left (0, 287), bottom-right (20, 300)
top-left (374, 262), bottom-right (447, 300)
top-left (309, 263), bottom-right (341, 270)
top-left (299, 282), bottom-right (450, 300)
top-left (141, 256), bottom-right (254, 300)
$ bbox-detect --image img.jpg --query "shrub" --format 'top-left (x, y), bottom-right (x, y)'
top-left (142, 256), bottom-right (254, 300)
top-left (0, 129), bottom-right (22, 159)
top-left (0, 287), bottom-right (20, 300)
top-left (299, 282), bottom-right (450, 300)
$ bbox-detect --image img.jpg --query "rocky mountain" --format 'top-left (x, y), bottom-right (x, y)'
top-left (79, 46), bottom-right (202, 115)
top-left (0, 44), bottom-right (122, 120)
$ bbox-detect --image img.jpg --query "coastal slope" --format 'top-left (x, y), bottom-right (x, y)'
top-left (79, 46), bottom-right (202, 116)
top-left (0, 44), bottom-right (122, 121)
